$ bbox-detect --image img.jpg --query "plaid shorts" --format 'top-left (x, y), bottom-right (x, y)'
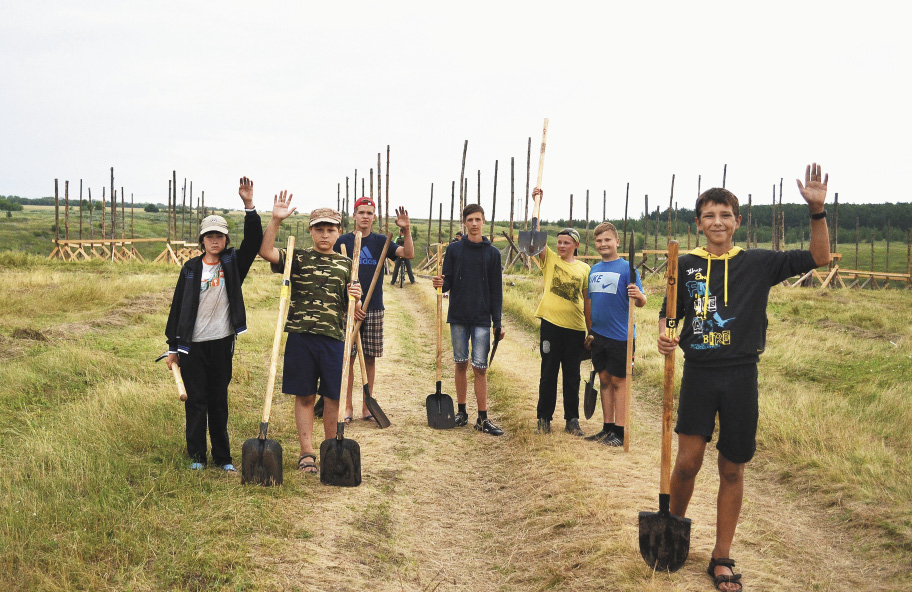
top-left (349, 309), bottom-right (384, 358)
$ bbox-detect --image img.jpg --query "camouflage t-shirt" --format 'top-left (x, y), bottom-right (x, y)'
top-left (271, 248), bottom-right (351, 341)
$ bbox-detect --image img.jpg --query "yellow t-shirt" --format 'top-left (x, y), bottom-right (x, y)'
top-left (534, 246), bottom-right (590, 331)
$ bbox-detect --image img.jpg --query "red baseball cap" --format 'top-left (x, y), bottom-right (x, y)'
top-left (353, 197), bottom-right (375, 209)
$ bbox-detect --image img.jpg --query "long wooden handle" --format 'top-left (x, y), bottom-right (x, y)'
top-left (624, 233), bottom-right (636, 452)
top-left (171, 364), bottom-right (188, 401)
top-left (356, 331), bottom-right (369, 386)
top-left (660, 240), bottom-right (679, 495)
top-left (531, 118), bottom-right (549, 225)
top-left (436, 243), bottom-right (443, 383)
top-left (337, 232), bottom-right (362, 428)
top-left (351, 233), bottom-right (393, 336)
top-left (262, 235), bottom-right (295, 425)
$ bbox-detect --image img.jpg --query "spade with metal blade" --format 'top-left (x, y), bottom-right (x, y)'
top-left (241, 235), bottom-right (296, 486)
top-left (583, 367), bottom-right (597, 420)
top-left (357, 331), bottom-right (390, 428)
top-left (427, 243), bottom-right (456, 429)
top-left (320, 231), bottom-right (363, 487)
top-left (517, 118), bottom-right (549, 256)
top-left (638, 240), bottom-right (691, 571)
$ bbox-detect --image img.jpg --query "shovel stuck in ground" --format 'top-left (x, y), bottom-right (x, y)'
top-left (427, 243), bottom-right (456, 429)
top-left (583, 367), bottom-right (597, 420)
top-left (517, 118), bottom-right (549, 257)
top-left (241, 235), bottom-right (295, 486)
top-left (320, 231), bottom-right (363, 487)
top-left (638, 240), bottom-right (690, 571)
top-left (357, 332), bottom-right (390, 428)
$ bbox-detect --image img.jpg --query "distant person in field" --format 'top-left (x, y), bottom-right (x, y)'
top-left (584, 221), bottom-right (646, 447)
top-left (164, 176), bottom-right (263, 473)
top-left (657, 163), bottom-right (831, 591)
top-left (529, 188), bottom-right (590, 436)
top-left (333, 197), bottom-right (413, 422)
top-left (431, 203), bottom-right (505, 436)
top-left (390, 226), bottom-right (415, 285)
top-left (259, 194), bottom-right (362, 474)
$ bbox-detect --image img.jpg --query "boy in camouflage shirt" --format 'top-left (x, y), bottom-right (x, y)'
top-left (259, 191), bottom-right (363, 474)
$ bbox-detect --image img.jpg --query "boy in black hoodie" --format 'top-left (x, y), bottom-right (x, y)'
top-left (432, 204), bottom-right (505, 435)
top-left (657, 163), bottom-right (831, 591)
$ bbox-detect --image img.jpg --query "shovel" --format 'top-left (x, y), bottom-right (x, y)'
top-left (488, 329), bottom-right (502, 366)
top-left (357, 331), bottom-right (391, 428)
top-left (583, 367), bottom-right (597, 420)
top-left (638, 240), bottom-right (691, 571)
top-left (517, 118), bottom-right (549, 256)
top-left (624, 234), bottom-right (636, 453)
top-left (155, 353), bottom-right (188, 402)
top-left (427, 243), bottom-right (456, 429)
top-left (241, 235), bottom-right (295, 486)
top-left (320, 231), bottom-right (363, 487)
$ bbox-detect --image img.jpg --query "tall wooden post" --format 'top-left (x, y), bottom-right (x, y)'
top-left (747, 194), bottom-right (752, 247)
top-left (569, 194), bottom-right (573, 228)
top-left (121, 187), bottom-right (125, 240)
top-left (189, 181), bottom-right (194, 238)
top-left (622, 184), bottom-right (629, 246)
top-left (449, 180), bottom-right (455, 240)
top-left (509, 157), bottom-right (515, 242)
top-left (458, 140), bottom-right (467, 219)
top-left (477, 169), bottom-right (481, 205)
top-left (643, 195), bottom-right (649, 269)
top-left (585, 189), bottom-right (590, 255)
top-left (427, 183), bottom-right (434, 246)
top-left (171, 171), bottom-right (177, 240)
top-left (722, 164), bottom-right (727, 188)
top-left (833, 193), bottom-right (839, 255)
top-left (524, 137), bottom-right (531, 230)
top-left (667, 174), bottom-right (675, 241)
top-left (167, 180), bottom-right (172, 243)
top-left (654, 206), bottom-right (659, 249)
top-left (79, 179), bottom-right (83, 239)
top-left (201, 190), bottom-right (205, 217)
top-left (89, 188), bottom-right (94, 240)
top-left (101, 187), bottom-right (106, 244)
top-left (181, 179), bottom-right (187, 241)
top-left (54, 179), bottom-right (60, 242)
top-left (64, 180), bottom-right (70, 241)
top-left (385, 146), bottom-right (390, 235)
top-left (131, 193), bottom-right (134, 239)
top-left (345, 176), bottom-right (350, 232)
top-left (111, 168), bottom-right (116, 248)
top-left (438, 202), bottom-right (443, 245)
top-left (490, 160), bottom-right (498, 239)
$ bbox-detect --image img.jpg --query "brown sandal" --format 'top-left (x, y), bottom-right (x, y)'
top-left (707, 557), bottom-right (742, 591)
top-left (297, 453), bottom-right (317, 474)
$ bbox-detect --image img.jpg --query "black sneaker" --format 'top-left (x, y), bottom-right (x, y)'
top-left (537, 418), bottom-right (551, 434)
top-left (454, 411), bottom-right (469, 427)
top-left (474, 418), bottom-right (504, 436)
top-left (585, 429), bottom-right (622, 446)
top-left (565, 418), bottom-right (585, 437)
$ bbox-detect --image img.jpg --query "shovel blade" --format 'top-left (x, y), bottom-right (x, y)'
top-left (638, 496), bottom-right (691, 572)
top-left (319, 430), bottom-right (361, 487)
top-left (240, 435), bottom-right (283, 486)
top-left (426, 382), bottom-right (456, 429)
top-left (517, 230), bottom-right (548, 256)
top-left (583, 370), bottom-right (598, 420)
top-left (364, 392), bottom-right (391, 429)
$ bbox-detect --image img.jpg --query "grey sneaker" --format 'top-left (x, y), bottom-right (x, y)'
top-left (474, 418), bottom-right (504, 436)
top-left (454, 411), bottom-right (469, 427)
top-left (565, 418), bottom-right (585, 437)
top-left (586, 429), bottom-right (622, 446)
top-left (537, 418), bottom-right (551, 434)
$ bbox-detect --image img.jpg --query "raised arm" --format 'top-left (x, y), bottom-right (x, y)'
top-left (259, 190), bottom-right (295, 264)
top-left (393, 207), bottom-right (415, 259)
top-left (796, 162), bottom-right (832, 267)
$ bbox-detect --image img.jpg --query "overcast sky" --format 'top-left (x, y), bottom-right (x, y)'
top-left (2, 1), bottom-right (908, 225)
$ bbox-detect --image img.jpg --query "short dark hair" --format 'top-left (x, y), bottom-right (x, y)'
top-left (462, 203), bottom-right (485, 221)
top-left (695, 188), bottom-right (740, 218)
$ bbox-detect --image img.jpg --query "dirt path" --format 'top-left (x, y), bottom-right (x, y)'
top-left (255, 278), bottom-right (903, 592)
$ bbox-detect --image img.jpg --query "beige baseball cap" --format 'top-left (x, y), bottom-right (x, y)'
top-left (199, 215), bottom-right (229, 237)
top-left (309, 208), bottom-right (342, 226)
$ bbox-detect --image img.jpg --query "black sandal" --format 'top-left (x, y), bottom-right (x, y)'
top-left (707, 557), bottom-right (742, 591)
top-left (298, 453), bottom-right (317, 474)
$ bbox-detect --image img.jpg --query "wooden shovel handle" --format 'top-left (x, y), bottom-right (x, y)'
top-left (262, 235), bottom-right (295, 424)
top-left (436, 243), bottom-right (443, 383)
top-left (351, 233), bottom-right (393, 336)
top-left (171, 364), bottom-right (188, 401)
top-left (624, 234), bottom-right (636, 452)
top-left (531, 118), bottom-right (549, 224)
top-left (337, 232), bottom-right (362, 427)
top-left (660, 241), bottom-right (679, 495)
top-left (356, 331), bottom-right (369, 386)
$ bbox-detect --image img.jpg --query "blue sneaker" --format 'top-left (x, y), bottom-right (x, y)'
top-left (190, 462), bottom-right (205, 470)
top-left (221, 464), bottom-right (237, 473)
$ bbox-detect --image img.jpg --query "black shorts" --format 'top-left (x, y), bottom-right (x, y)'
top-left (675, 363), bottom-right (759, 464)
top-left (590, 333), bottom-right (634, 378)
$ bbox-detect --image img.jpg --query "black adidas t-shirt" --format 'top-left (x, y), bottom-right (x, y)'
top-left (334, 231), bottom-right (398, 311)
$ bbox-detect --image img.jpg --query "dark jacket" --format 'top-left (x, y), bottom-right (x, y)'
top-left (165, 211), bottom-right (263, 354)
top-left (441, 236), bottom-right (503, 328)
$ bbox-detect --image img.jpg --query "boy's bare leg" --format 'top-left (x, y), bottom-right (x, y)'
top-left (295, 395), bottom-right (317, 456)
top-left (712, 454), bottom-right (745, 590)
top-left (597, 370), bottom-right (625, 424)
top-left (609, 374), bottom-right (626, 428)
top-left (323, 398), bottom-right (340, 440)
top-left (454, 361), bottom-right (469, 405)
top-left (669, 433), bottom-right (708, 517)
top-left (472, 366), bottom-right (488, 411)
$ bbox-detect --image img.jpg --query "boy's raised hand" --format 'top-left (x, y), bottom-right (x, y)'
top-left (395, 206), bottom-right (410, 230)
top-left (239, 176), bottom-right (254, 208)
top-left (271, 190), bottom-right (296, 220)
top-left (796, 163), bottom-right (828, 212)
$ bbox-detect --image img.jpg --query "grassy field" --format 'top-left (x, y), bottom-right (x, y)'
top-left (0, 249), bottom-right (910, 590)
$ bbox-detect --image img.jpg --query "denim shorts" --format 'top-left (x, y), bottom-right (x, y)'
top-left (450, 323), bottom-right (491, 369)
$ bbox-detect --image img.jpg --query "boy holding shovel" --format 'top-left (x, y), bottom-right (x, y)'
top-left (258, 192), bottom-right (363, 474)
top-left (657, 164), bottom-right (831, 591)
top-left (431, 203), bottom-right (505, 436)
top-left (584, 222), bottom-right (647, 447)
top-left (333, 197), bottom-right (413, 422)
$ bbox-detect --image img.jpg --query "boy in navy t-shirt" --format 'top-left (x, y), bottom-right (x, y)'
top-left (584, 222), bottom-right (646, 446)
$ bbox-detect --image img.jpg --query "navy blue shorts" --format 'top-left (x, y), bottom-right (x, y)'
top-left (675, 363), bottom-right (759, 464)
top-left (282, 332), bottom-right (344, 400)
top-left (591, 333), bottom-right (635, 378)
